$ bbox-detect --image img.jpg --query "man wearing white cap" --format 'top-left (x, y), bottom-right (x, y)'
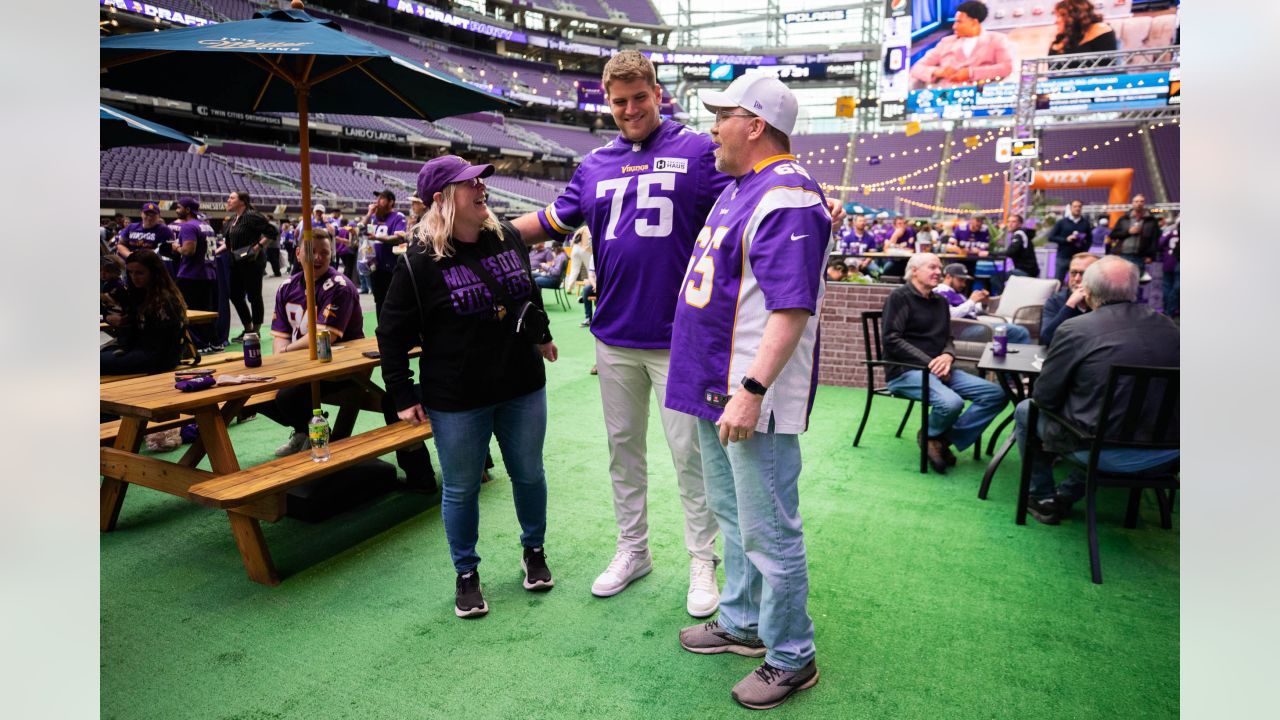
top-left (665, 74), bottom-right (824, 710)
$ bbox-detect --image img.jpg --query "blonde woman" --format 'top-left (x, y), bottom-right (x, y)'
top-left (376, 155), bottom-right (558, 619)
top-left (567, 226), bottom-right (595, 327)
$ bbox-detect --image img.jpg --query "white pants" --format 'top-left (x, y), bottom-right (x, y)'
top-left (595, 340), bottom-right (719, 562)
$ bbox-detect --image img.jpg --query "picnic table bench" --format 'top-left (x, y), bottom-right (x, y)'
top-left (99, 337), bottom-right (427, 586)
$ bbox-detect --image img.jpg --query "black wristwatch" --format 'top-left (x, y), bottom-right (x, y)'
top-left (740, 376), bottom-right (768, 396)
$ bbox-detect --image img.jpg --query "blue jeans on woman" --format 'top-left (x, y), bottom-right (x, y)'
top-left (696, 418), bottom-right (816, 672)
top-left (424, 387), bottom-right (548, 574)
top-left (886, 369), bottom-right (1008, 451)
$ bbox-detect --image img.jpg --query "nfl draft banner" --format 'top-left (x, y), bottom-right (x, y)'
top-left (101, 0), bottom-right (216, 27)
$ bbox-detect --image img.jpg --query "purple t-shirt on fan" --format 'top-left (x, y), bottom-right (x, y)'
top-left (175, 218), bottom-right (217, 281)
top-left (882, 226), bottom-right (917, 251)
top-left (952, 225), bottom-right (990, 253)
top-left (537, 119), bottom-right (732, 349)
top-left (270, 265), bottom-right (365, 343)
top-left (117, 222), bottom-right (173, 254)
top-left (837, 228), bottom-right (879, 255)
top-left (366, 211), bottom-right (408, 274)
top-left (666, 155), bottom-right (831, 434)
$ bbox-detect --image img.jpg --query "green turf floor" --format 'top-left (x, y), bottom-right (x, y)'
top-left (101, 300), bottom-right (1178, 719)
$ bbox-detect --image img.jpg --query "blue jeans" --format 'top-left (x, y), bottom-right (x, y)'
top-left (1161, 264), bottom-right (1179, 317)
top-left (696, 419), bottom-right (815, 671)
top-left (1013, 400), bottom-right (1180, 499)
top-left (534, 275), bottom-right (562, 290)
top-left (886, 369), bottom-right (1007, 451)
top-left (425, 387), bottom-right (548, 574)
top-left (956, 322), bottom-right (1031, 345)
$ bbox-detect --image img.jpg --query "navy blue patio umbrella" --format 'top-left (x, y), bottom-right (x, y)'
top-left (100, 104), bottom-right (203, 149)
top-left (101, 2), bottom-right (509, 357)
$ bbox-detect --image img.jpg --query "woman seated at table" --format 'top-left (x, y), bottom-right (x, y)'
top-left (376, 155), bottom-right (558, 619)
top-left (101, 249), bottom-right (188, 375)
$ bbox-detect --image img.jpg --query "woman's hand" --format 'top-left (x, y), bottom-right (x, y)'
top-left (104, 313), bottom-right (123, 328)
top-left (397, 404), bottom-right (428, 425)
top-left (538, 342), bottom-right (558, 362)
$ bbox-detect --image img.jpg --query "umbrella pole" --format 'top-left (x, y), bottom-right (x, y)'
top-left (298, 90), bottom-right (318, 362)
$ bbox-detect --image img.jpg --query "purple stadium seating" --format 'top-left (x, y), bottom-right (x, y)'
top-left (605, 0), bottom-right (665, 25)
top-left (508, 120), bottom-right (608, 158)
top-left (100, 146), bottom-right (295, 204)
top-left (815, 130), bottom-right (948, 212)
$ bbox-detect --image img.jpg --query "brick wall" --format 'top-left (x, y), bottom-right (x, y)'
top-left (818, 282), bottom-right (897, 388)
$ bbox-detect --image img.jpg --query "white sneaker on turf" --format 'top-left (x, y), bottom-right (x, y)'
top-left (591, 549), bottom-right (652, 597)
top-left (274, 431), bottom-right (308, 457)
top-left (687, 557), bottom-right (720, 618)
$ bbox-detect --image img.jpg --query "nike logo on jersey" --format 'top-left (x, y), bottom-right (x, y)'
top-left (790, 233), bottom-right (808, 241)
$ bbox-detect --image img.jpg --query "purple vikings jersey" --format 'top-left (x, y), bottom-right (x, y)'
top-left (175, 218), bottom-right (217, 281)
top-left (271, 266), bottom-right (364, 343)
top-left (117, 222), bottom-right (173, 254)
top-left (666, 155), bottom-right (832, 434)
top-left (538, 120), bottom-right (732, 349)
top-left (882, 226), bottom-right (916, 251)
top-left (366, 210), bottom-right (408, 274)
top-left (952, 225), bottom-right (990, 253)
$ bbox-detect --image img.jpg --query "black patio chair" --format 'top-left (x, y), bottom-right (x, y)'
top-left (1017, 365), bottom-right (1180, 584)
top-left (851, 310), bottom-right (932, 474)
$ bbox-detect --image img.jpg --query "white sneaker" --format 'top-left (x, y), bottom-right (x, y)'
top-left (591, 549), bottom-right (653, 597)
top-left (274, 431), bottom-right (308, 457)
top-left (687, 557), bottom-right (721, 618)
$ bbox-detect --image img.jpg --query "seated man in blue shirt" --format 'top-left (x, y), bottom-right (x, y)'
top-left (1039, 252), bottom-right (1099, 347)
top-left (532, 241), bottom-right (569, 289)
top-left (933, 264), bottom-right (1032, 344)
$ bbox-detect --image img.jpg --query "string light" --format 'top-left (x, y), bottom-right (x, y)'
top-left (895, 197), bottom-right (1004, 215)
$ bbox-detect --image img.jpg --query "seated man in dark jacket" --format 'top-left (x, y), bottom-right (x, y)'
top-left (1014, 256), bottom-right (1180, 524)
top-left (883, 253), bottom-right (1008, 472)
top-left (1039, 252), bottom-right (1099, 346)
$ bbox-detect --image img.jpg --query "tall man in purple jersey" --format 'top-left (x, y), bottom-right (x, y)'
top-left (365, 190), bottom-right (409, 318)
top-left (510, 50), bottom-right (729, 617)
top-left (667, 75), bottom-right (824, 711)
top-left (169, 197), bottom-right (217, 350)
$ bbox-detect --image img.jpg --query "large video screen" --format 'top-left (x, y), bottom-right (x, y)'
top-left (896, 0), bottom-right (1178, 120)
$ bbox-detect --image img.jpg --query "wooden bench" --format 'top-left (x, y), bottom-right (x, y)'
top-left (183, 420), bottom-right (434, 585)
top-left (100, 391), bottom-right (279, 446)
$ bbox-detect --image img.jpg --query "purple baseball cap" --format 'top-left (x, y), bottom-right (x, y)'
top-left (417, 155), bottom-right (494, 208)
top-left (177, 196), bottom-right (200, 212)
top-left (141, 202), bottom-right (161, 215)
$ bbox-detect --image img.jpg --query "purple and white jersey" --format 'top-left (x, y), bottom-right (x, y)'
top-left (953, 226), bottom-right (990, 253)
top-left (271, 266), bottom-right (365, 343)
top-left (117, 222), bottom-right (173, 254)
top-left (175, 218), bottom-right (216, 281)
top-left (666, 155), bottom-right (832, 434)
top-left (538, 120), bottom-right (731, 349)
top-left (837, 228), bottom-right (879, 255)
top-left (366, 211), bottom-right (408, 274)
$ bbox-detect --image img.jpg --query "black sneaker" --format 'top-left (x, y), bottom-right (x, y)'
top-left (522, 547), bottom-right (554, 591)
top-left (455, 571), bottom-right (488, 618)
top-left (1026, 497), bottom-right (1061, 525)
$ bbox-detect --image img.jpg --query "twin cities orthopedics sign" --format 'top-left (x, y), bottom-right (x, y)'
top-left (386, 0), bottom-right (528, 43)
top-left (101, 0), bottom-right (216, 27)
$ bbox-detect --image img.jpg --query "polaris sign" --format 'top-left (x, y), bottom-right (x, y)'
top-left (784, 10), bottom-right (851, 24)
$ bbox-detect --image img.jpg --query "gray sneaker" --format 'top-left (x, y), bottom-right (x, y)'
top-left (731, 660), bottom-right (819, 710)
top-left (679, 620), bottom-right (766, 658)
top-left (273, 431), bottom-right (308, 457)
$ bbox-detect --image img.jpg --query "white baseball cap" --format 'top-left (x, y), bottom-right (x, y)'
top-left (701, 74), bottom-right (799, 137)
top-left (313, 204), bottom-right (326, 212)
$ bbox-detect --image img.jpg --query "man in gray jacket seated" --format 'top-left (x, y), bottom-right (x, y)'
top-left (1014, 256), bottom-right (1179, 525)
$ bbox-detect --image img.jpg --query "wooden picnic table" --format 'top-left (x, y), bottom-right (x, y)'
top-left (99, 336), bottom-right (429, 586)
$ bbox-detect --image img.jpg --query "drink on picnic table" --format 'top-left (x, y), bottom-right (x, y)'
top-left (242, 332), bottom-right (262, 368)
top-left (316, 329), bottom-right (332, 363)
top-left (308, 409), bottom-right (331, 462)
top-left (992, 324), bottom-right (1008, 357)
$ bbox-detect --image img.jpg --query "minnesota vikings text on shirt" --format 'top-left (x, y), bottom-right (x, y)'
top-left (441, 249), bottom-right (532, 316)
